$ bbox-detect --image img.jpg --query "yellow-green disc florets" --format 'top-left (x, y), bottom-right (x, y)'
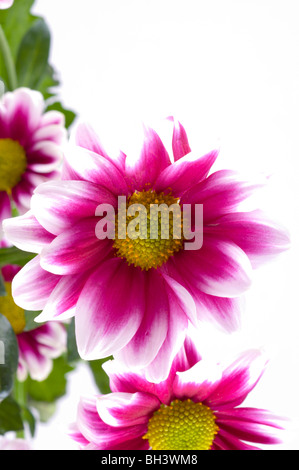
top-left (0, 138), bottom-right (27, 192)
top-left (113, 190), bottom-right (184, 270)
top-left (143, 399), bottom-right (219, 450)
top-left (0, 282), bottom-right (26, 334)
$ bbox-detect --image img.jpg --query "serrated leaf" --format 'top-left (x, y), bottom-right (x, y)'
top-left (16, 18), bottom-right (50, 88)
top-left (0, 313), bottom-right (18, 399)
top-left (0, 246), bottom-right (36, 268)
top-left (27, 356), bottom-right (73, 403)
top-left (0, 396), bottom-right (24, 435)
top-left (88, 358), bottom-right (112, 395)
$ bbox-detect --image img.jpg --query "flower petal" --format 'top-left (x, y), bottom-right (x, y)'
top-left (75, 259), bottom-right (145, 360)
top-left (125, 125), bottom-right (171, 191)
top-left (168, 117), bottom-right (192, 161)
top-left (3, 210), bottom-right (54, 253)
top-left (96, 392), bottom-right (160, 427)
top-left (12, 255), bottom-right (61, 311)
top-left (0, 191), bottom-right (11, 239)
top-left (173, 360), bottom-right (222, 401)
top-left (31, 180), bottom-right (117, 236)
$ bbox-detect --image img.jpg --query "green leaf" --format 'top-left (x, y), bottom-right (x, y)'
top-left (22, 405), bottom-right (36, 437)
top-left (66, 318), bottom-right (80, 364)
top-left (88, 358), bottom-right (112, 395)
top-left (0, 272), bottom-right (6, 296)
top-left (24, 310), bottom-right (42, 332)
top-left (0, 246), bottom-right (36, 268)
top-left (37, 63), bottom-right (59, 100)
top-left (27, 356), bottom-right (73, 403)
top-left (0, 313), bottom-right (18, 399)
top-left (46, 101), bottom-right (77, 129)
top-left (16, 18), bottom-right (50, 89)
top-left (0, 0), bottom-right (37, 90)
top-left (0, 396), bottom-right (24, 435)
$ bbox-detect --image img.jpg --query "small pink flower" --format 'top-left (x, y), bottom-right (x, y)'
top-left (4, 119), bottom-right (290, 382)
top-left (0, 87), bottom-right (66, 224)
top-left (0, 0), bottom-right (14, 9)
top-left (70, 338), bottom-right (284, 450)
top-left (0, 258), bottom-right (67, 382)
top-left (0, 437), bottom-right (31, 450)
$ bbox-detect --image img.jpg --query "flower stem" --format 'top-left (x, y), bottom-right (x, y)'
top-left (0, 24), bottom-right (18, 91)
top-left (14, 377), bottom-right (26, 439)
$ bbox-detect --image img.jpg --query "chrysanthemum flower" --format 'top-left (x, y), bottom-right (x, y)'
top-left (0, 260), bottom-right (67, 382)
top-left (69, 338), bottom-right (284, 450)
top-left (0, 87), bottom-right (66, 224)
top-left (0, 0), bottom-right (14, 9)
top-left (4, 119), bottom-right (290, 382)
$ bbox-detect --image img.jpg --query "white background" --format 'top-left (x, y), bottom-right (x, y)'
top-left (27, 0), bottom-right (299, 450)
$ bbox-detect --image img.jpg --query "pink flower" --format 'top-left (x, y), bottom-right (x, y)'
top-left (0, 87), bottom-right (66, 224)
top-left (0, 437), bottom-right (31, 450)
top-left (4, 119), bottom-right (290, 382)
top-left (69, 338), bottom-right (284, 450)
top-left (0, 260), bottom-right (67, 382)
top-left (0, 0), bottom-right (14, 9)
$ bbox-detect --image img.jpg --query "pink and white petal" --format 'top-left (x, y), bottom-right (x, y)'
top-left (3, 210), bottom-right (54, 253)
top-left (31, 180), bottom-right (117, 235)
top-left (31, 124), bottom-right (67, 146)
top-left (36, 271), bottom-right (90, 322)
top-left (215, 408), bottom-right (285, 430)
top-left (12, 255), bottom-right (61, 311)
top-left (168, 117), bottom-right (192, 162)
top-left (62, 145), bottom-right (128, 196)
top-left (205, 210), bottom-right (291, 268)
top-left (74, 122), bottom-right (126, 171)
top-left (96, 392), bottom-right (160, 427)
top-left (181, 170), bottom-right (267, 223)
top-left (166, 238), bottom-right (252, 298)
top-left (170, 336), bottom-right (202, 374)
top-left (114, 269), bottom-right (169, 372)
top-left (172, 360), bottom-right (222, 401)
top-left (125, 125), bottom-right (171, 191)
top-left (215, 419), bottom-right (282, 445)
top-left (2, 88), bottom-right (44, 145)
top-left (30, 323), bottom-right (67, 358)
top-left (154, 149), bottom-right (219, 197)
top-left (10, 179), bottom-right (33, 214)
top-left (206, 350), bottom-right (268, 410)
top-left (0, 191), bottom-right (11, 239)
top-left (212, 429), bottom-right (261, 450)
top-left (39, 110), bottom-right (65, 127)
top-left (17, 334), bottom-right (53, 382)
top-left (40, 218), bottom-right (113, 275)
top-left (26, 140), bottom-right (62, 173)
top-left (0, 0), bottom-right (14, 9)
top-left (75, 259), bottom-right (145, 360)
top-left (142, 276), bottom-right (195, 384)
top-left (77, 396), bottom-right (148, 449)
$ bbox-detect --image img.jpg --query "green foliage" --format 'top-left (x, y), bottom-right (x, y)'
top-left (66, 318), bottom-right (80, 364)
top-left (26, 355), bottom-right (73, 403)
top-left (0, 396), bottom-right (24, 435)
top-left (0, 273), bottom-right (5, 296)
top-left (88, 358), bottom-right (112, 395)
top-left (0, 246), bottom-right (36, 268)
top-left (0, 313), bottom-right (19, 399)
top-left (23, 310), bottom-right (42, 332)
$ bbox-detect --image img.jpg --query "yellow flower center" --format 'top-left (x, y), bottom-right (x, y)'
top-left (113, 190), bottom-right (184, 270)
top-left (143, 399), bottom-right (218, 450)
top-left (0, 138), bottom-right (27, 192)
top-left (0, 282), bottom-right (26, 334)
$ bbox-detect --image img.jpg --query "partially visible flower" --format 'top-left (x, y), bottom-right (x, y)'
top-left (0, 0), bottom-right (14, 9)
top-left (0, 436), bottom-right (31, 450)
top-left (0, 256), bottom-right (67, 382)
top-left (70, 338), bottom-right (284, 450)
top-left (0, 87), bottom-right (66, 225)
top-left (4, 119), bottom-right (290, 382)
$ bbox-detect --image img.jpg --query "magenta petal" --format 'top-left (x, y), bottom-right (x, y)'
top-left (0, 191), bottom-right (11, 238)
top-left (40, 218), bottom-right (113, 275)
top-left (181, 169), bottom-right (267, 223)
top-left (96, 392), bottom-right (160, 427)
top-left (168, 117), bottom-right (192, 161)
top-left (213, 430), bottom-right (261, 450)
top-left (3, 210), bottom-right (54, 253)
top-left (62, 145), bottom-right (128, 196)
top-left (215, 419), bottom-right (282, 445)
top-left (154, 149), bottom-right (219, 197)
top-left (74, 122), bottom-right (126, 171)
top-left (125, 125), bottom-right (171, 191)
top-left (75, 259), bottom-right (145, 360)
top-left (12, 255), bottom-right (61, 311)
top-left (172, 360), bottom-right (222, 401)
top-left (31, 180), bottom-right (117, 236)
top-left (206, 350), bottom-right (268, 410)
